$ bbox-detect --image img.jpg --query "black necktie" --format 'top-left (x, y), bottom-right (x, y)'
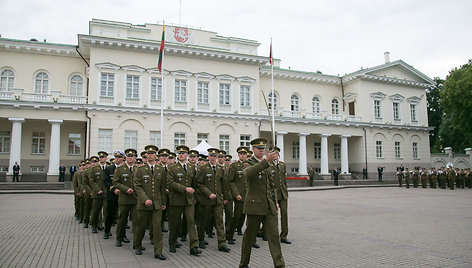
top-left (183, 164), bottom-right (187, 172)
top-left (130, 167), bottom-right (133, 173)
top-left (102, 166), bottom-right (105, 171)
top-left (212, 165), bottom-right (216, 173)
top-left (151, 166), bottom-right (154, 174)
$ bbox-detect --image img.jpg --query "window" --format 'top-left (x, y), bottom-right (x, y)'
top-left (0, 69), bottom-right (14, 91)
top-left (34, 72), bottom-right (49, 93)
top-left (334, 143), bottom-right (341, 160)
top-left (100, 73), bottom-right (114, 97)
top-left (0, 131), bottom-right (10, 153)
top-left (150, 78), bottom-right (162, 101)
top-left (393, 102), bottom-right (400, 121)
top-left (268, 92), bottom-right (278, 110)
top-left (0, 166), bottom-right (8, 172)
top-left (291, 168), bottom-right (299, 173)
top-left (395, 141), bottom-right (401, 158)
top-left (219, 83), bottom-right (231, 105)
top-left (31, 166), bottom-right (45, 173)
top-left (197, 81), bottom-right (209, 104)
top-left (410, 104), bottom-right (417, 122)
top-left (240, 85), bottom-right (251, 107)
top-left (412, 142), bottom-right (419, 159)
top-left (290, 94), bottom-right (299, 112)
top-left (331, 99), bottom-right (339, 114)
top-left (314, 142), bottom-right (321, 159)
top-left (292, 141), bottom-right (300, 159)
top-left (376, 141), bottom-right (383, 158)
top-left (219, 134), bottom-right (230, 152)
top-left (240, 135), bottom-right (251, 147)
top-left (197, 133), bottom-right (208, 144)
top-left (174, 133), bottom-right (186, 151)
top-left (126, 75), bottom-right (139, 99)
top-left (312, 97), bottom-right (320, 114)
top-left (150, 131), bottom-right (161, 148)
top-left (68, 133), bottom-right (81, 155)
top-left (374, 100), bottom-right (382, 119)
top-left (32, 132), bottom-right (46, 154)
top-left (124, 130), bottom-right (138, 149)
top-left (70, 75), bottom-right (83, 96)
top-left (98, 129), bottom-right (112, 152)
top-left (175, 80), bottom-right (187, 102)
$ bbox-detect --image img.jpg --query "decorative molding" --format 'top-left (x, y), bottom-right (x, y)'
top-left (95, 62), bottom-right (121, 70)
top-left (370, 92), bottom-right (387, 100)
top-left (407, 96), bottom-right (421, 104)
top-left (389, 93), bottom-right (405, 102)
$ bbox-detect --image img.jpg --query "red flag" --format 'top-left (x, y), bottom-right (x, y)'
top-left (269, 39), bottom-right (273, 65)
top-left (158, 25), bottom-right (165, 72)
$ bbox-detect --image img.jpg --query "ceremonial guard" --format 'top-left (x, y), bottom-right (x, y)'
top-left (73, 161), bottom-right (85, 222)
top-left (447, 167), bottom-right (455, 190)
top-left (196, 148), bottom-right (231, 253)
top-left (134, 145), bottom-right (167, 260)
top-left (88, 152), bottom-right (108, 233)
top-left (239, 138), bottom-right (285, 268)
top-left (103, 150), bottom-right (123, 239)
top-left (396, 168), bottom-right (402, 187)
top-left (420, 168), bottom-right (427, 188)
top-left (218, 150), bottom-right (233, 242)
top-left (113, 149), bottom-right (138, 247)
top-left (412, 168), bottom-right (419, 188)
top-left (271, 146), bottom-right (291, 244)
top-left (79, 159), bottom-right (93, 228)
top-left (167, 145), bottom-right (202, 256)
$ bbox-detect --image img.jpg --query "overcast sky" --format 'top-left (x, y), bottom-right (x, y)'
top-left (1, 0), bottom-right (471, 79)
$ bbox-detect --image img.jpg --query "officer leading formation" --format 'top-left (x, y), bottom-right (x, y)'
top-left (72, 138), bottom-right (292, 267)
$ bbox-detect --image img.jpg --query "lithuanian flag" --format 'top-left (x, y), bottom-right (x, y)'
top-left (158, 25), bottom-right (165, 72)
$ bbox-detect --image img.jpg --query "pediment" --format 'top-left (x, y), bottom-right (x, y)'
top-left (95, 62), bottom-right (121, 70)
top-left (365, 61), bottom-right (433, 84)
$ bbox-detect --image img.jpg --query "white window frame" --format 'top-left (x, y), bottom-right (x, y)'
top-left (412, 142), bottom-right (419, 159)
top-left (150, 131), bottom-right (161, 148)
top-left (0, 131), bottom-right (10, 153)
top-left (393, 102), bottom-right (401, 121)
top-left (0, 69), bottom-right (15, 91)
top-left (331, 99), bottom-right (339, 115)
top-left (126, 75), bottom-right (140, 99)
top-left (100, 73), bottom-right (114, 97)
top-left (197, 133), bottom-right (208, 144)
top-left (312, 97), bottom-right (321, 114)
top-left (32, 131), bottom-right (46, 154)
top-left (174, 133), bottom-right (186, 151)
top-left (34, 71), bottom-right (49, 94)
top-left (68, 133), bottom-right (81, 155)
top-left (69, 75), bottom-right (83, 96)
top-left (240, 135), bottom-right (251, 147)
top-left (197, 81), bottom-right (209, 104)
top-left (219, 83), bottom-right (231, 105)
top-left (376, 141), bottom-right (383, 158)
top-left (240, 85), bottom-right (251, 107)
top-left (395, 141), bottom-right (401, 159)
top-left (268, 92), bottom-right (278, 110)
top-left (150, 77), bottom-right (162, 101)
top-left (374, 99), bottom-right (383, 119)
top-left (314, 142), bottom-right (321, 159)
top-left (98, 129), bottom-right (112, 152)
top-left (333, 143), bottom-right (341, 160)
top-left (31, 166), bottom-right (45, 173)
top-left (124, 130), bottom-right (138, 149)
top-left (290, 94), bottom-right (299, 112)
top-left (410, 103), bottom-right (418, 122)
top-left (174, 79), bottom-right (187, 103)
top-left (292, 141), bottom-right (300, 160)
top-left (219, 134), bottom-right (230, 152)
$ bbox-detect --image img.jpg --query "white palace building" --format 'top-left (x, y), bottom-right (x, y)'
top-left (0, 19), bottom-right (434, 181)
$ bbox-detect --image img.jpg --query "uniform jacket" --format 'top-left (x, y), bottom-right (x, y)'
top-left (196, 163), bottom-right (230, 206)
top-left (104, 164), bottom-right (118, 202)
top-left (113, 164), bottom-right (137, 205)
top-left (79, 169), bottom-right (92, 197)
top-left (88, 165), bottom-right (106, 199)
top-left (271, 161), bottom-right (288, 200)
top-left (229, 160), bottom-right (250, 201)
top-left (167, 161), bottom-right (197, 206)
top-left (242, 157), bottom-right (278, 216)
top-left (73, 172), bottom-right (82, 197)
top-left (134, 164), bottom-right (167, 210)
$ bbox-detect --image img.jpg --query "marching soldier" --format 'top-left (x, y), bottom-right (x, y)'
top-left (239, 138), bottom-right (284, 268)
top-left (271, 147), bottom-right (291, 245)
top-left (73, 161), bottom-right (85, 222)
top-left (134, 145), bottom-right (167, 260)
top-left (420, 168), bottom-right (427, 188)
top-left (113, 149), bottom-right (138, 247)
top-left (429, 168), bottom-right (438, 189)
top-left (396, 167), bottom-right (402, 187)
top-left (158, 148), bottom-right (171, 235)
top-left (447, 167), bottom-right (455, 190)
top-left (403, 168), bottom-right (410, 189)
top-left (196, 148), bottom-right (231, 253)
top-left (167, 145), bottom-right (202, 256)
top-left (88, 152), bottom-right (108, 233)
top-left (218, 150), bottom-right (233, 242)
top-left (412, 168), bottom-right (419, 188)
top-left (103, 151), bottom-right (123, 240)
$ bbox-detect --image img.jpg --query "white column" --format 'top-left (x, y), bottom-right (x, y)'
top-left (276, 131), bottom-right (287, 161)
top-left (320, 134), bottom-right (331, 175)
top-left (341, 135), bottom-right (351, 174)
top-left (47, 119), bottom-right (63, 176)
top-left (8, 118), bottom-right (25, 176)
top-left (298, 133), bottom-right (309, 175)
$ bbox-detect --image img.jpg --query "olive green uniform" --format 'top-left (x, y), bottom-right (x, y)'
top-left (223, 164), bottom-right (233, 239)
top-left (113, 164), bottom-right (138, 244)
top-left (403, 171), bottom-right (410, 188)
top-left (271, 161), bottom-right (289, 241)
top-left (227, 160), bottom-right (250, 241)
top-left (134, 164), bottom-right (167, 256)
top-left (73, 171), bottom-right (84, 221)
top-left (240, 157), bottom-right (284, 268)
top-left (396, 171), bottom-right (402, 187)
top-left (79, 168), bottom-right (93, 225)
top-left (88, 165), bottom-right (106, 230)
top-left (420, 170), bottom-right (427, 188)
top-left (167, 162), bottom-right (199, 249)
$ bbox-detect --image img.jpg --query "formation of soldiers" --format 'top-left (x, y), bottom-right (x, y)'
top-left (72, 138), bottom-right (290, 267)
top-left (396, 166), bottom-right (472, 190)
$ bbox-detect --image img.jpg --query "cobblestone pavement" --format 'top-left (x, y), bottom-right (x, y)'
top-left (1, 187), bottom-right (472, 267)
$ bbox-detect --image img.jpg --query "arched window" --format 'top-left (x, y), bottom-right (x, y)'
top-left (290, 94), bottom-right (299, 111)
top-left (312, 96), bottom-right (320, 114)
top-left (34, 72), bottom-right (49, 93)
top-left (70, 75), bottom-right (83, 96)
top-left (331, 99), bottom-right (339, 114)
top-left (268, 92), bottom-right (278, 110)
top-left (0, 69), bottom-right (14, 91)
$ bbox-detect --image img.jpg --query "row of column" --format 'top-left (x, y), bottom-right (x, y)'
top-left (8, 118), bottom-right (63, 179)
top-left (276, 132), bottom-right (350, 176)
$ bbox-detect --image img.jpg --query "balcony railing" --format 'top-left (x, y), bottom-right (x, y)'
top-left (0, 89), bottom-right (87, 104)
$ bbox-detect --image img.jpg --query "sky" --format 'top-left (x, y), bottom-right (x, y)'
top-left (1, 0), bottom-right (471, 79)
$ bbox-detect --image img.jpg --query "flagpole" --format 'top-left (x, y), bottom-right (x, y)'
top-left (160, 22), bottom-right (165, 148)
top-left (270, 38), bottom-right (276, 147)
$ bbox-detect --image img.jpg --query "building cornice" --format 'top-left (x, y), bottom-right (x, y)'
top-left (0, 38), bottom-right (79, 58)
top-left (259, 66), bottom-right (341, 85)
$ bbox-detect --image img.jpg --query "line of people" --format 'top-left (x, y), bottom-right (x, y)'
top-left (72, 138), bottom-right (290, 267)
top-left (396, 166), bottom-right (472, 189)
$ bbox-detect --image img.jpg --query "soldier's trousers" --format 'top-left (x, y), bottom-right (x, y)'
top-left (421, 178), bottom-right (427, 188)
top-left (405, 177), bottom-right (410, 188)
top-left (413, 178), bottom-right (419, 188)
top-left (90, 198), bottom-right (104, 229)
top-left (83, 196), bottom-right (92, 224)
top-left (136, 209), bottom-right (163, 255)
top-left (198, 204), bottom-right (226, 247)
top-left (116, 204), bottom-right (137, 245)
top-left (104, 199), bottom-right (118, 235)
top-left (277, 199), bottom-right (289, 240)
top-left (169, 205), bottom-right (198, 249)
top-left (240, 213), bottom-right (285, 268)
top-left (224, 200), bottom-right (233, 237)
top-left (397, 176), bottom-right (402, 187)
top-left (228, 200), bottom-right (245, 240)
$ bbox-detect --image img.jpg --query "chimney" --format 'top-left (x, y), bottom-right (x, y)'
top-left (384, 52), bottom-right (390, 64)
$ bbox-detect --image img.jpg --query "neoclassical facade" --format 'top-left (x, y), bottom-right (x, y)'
top-left (0, 19), bottom-right (434, 181)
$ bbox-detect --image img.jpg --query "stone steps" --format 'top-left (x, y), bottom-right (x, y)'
top-left (0, 182), bottom-right (67, 190)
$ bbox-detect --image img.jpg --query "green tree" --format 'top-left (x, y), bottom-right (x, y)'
top-left (439, 59), bottom-right (472, 152)
top-left (426, 77), bottom-right (443, 152)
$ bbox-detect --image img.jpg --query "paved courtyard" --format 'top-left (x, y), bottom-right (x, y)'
top-left (1, 187), bottom-right (472, 267)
